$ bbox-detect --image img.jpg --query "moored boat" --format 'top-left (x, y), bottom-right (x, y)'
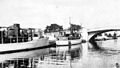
top-left (0, 24), bottom-right (49, 53)
top-left (55, 23), bottom-right (82, 46)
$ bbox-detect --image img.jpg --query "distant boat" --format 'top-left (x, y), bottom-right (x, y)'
top-left (55, 25), bottom-right (82, 46)
top-left (55, 24), bottom-right (85, 46)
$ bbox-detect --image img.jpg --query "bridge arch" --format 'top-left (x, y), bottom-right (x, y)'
top-left (89, 29), bottom-right (120, 41)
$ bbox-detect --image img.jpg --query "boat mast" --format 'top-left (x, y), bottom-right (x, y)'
top-left (69, 17), bottom-right (71, 25)
top-left (1, 29), bottom-right (3, 44)
top-left (69, 17), bottom-right (73, 34)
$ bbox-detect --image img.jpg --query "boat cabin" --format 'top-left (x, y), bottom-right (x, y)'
top-left (57, 30), bottom-right (81, 40)
top-left (0, 24), bottom-right (40, 44)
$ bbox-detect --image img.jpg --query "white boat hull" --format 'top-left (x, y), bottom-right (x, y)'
top-left (0, 38), bottom-right (49, 52)
top-left (56, 39), bottom-right (82, 46)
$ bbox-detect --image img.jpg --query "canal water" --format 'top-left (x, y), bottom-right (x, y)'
top-left (1, 38), bottom-right (120, 68)
top-left (46, 37), bottom-right (120, 68)
top-left (84, 37), bottom-right (120, 68)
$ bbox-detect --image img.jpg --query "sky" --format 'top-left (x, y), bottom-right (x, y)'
top-left (0, 0), bottom-right (120, 30)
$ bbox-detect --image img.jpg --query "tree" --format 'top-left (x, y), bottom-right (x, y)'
top-left (44, 24), bottom-right (63, 33)
top-left (69, 24), bottom-right (82, 31)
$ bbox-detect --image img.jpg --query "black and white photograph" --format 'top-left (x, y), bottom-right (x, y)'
top-left (0, 0), bottom-right (120, 68)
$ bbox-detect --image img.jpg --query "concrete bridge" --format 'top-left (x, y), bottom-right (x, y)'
top-left (88, 28), bottom-right (120, 41)
top-left (87, 28), bottom-right (120, 49)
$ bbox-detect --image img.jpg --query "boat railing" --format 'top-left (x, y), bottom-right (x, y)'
top-left (57, 33), bottom-right (81, 40)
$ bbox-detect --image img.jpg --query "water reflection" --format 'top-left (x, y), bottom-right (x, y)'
top-left (0, 44), bottom-right (82, 68)
top-left (0, 58), bottom-right (29, 68)
top-left (85, 37), bottom-right (120, 68)
top-left (89, 38), bottom-right (120, 56)
top-left (49, 45), bottom-right (82, 62)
